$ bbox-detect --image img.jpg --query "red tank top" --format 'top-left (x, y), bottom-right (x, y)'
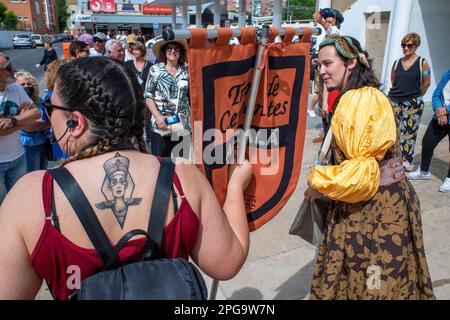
top-left (31, 170), bottom-right (199, 300)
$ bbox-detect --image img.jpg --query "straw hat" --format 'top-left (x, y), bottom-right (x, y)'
top-left (126, 34), bottom-right (138, 44)
top-left (152, 39), bottom-right (188, 58)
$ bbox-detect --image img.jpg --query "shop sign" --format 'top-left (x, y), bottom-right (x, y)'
top-left (142, 5), bottom-right (172, 15)
top-left (90, 0), bottom-right (115, 13)
top-left (75, 14), bottom-right (92, 22)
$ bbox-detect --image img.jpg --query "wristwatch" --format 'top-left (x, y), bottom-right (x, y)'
top-left (10, 117), bottom-right (17, 127)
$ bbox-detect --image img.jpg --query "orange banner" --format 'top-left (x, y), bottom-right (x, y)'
top-left (188, 27), bottom-right (311, 231)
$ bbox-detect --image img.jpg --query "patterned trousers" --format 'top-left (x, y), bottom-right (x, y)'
top-left (392, 97), bottom-right (424, 163)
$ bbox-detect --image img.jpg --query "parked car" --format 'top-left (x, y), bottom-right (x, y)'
top-left (12, 34), bottom-right (36, 49)
top-left (31, 34), bottom-right (44, 46)
top-left (145, 36), bottom-right (163, 63)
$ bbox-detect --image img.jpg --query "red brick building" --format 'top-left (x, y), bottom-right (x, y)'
top-left (0, 0), bottom-right (59, 33)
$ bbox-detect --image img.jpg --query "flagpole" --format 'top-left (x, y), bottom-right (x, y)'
top-left (236, 24), bottom-right (270, 164)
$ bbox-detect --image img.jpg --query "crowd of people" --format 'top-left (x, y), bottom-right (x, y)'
top-left (0, 8), bottom-right (448, 300)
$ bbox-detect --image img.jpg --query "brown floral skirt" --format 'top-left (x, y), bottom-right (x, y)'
top-left (310, 179), bottom-right (435, 300)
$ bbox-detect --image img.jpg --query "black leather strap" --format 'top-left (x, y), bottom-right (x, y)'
top-left (147, 157), bottom-right (175, 252)
top-left (50, 179), bottom-right (61, 232)
top-left (113, 229), bottom-right (151, 258)
top-left (48, 167), bottom-right (116, 268)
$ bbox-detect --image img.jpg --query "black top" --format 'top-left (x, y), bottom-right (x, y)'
top-left (126, 60), bottom-right (152, 89)
top-left (39, 48), bottom-right (58, 71)
top-left (388, 57), bottom-right (423, 102)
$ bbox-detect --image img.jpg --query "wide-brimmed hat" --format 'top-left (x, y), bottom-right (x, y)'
top-left (152, 39), bottom-right (188, 58)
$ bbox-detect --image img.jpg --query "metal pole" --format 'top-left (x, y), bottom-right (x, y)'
top-left (171, 5), bottom-right (177, 29)
top-left (214, 0), bottom-right (221, 26)
top-left (236, 24), bottom-right (270, 164)
top-left (182, 3), bottom-right (188, 29)
top-left (273, 0), bottom-right (282, 28)
top-left (209, 279), bottom-right (219, 300)
top-left (238, 0), bottom-right (246, 27)
top-left (196, 0), bottom-right (202, 28)
top-left (162, 27), bottom-right (321, 41)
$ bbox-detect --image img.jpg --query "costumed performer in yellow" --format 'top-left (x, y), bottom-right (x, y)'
top-left (304, 35), bottom-right (435, 300)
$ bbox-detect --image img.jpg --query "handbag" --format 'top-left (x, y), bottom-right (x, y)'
top-left (48, 158), bottom-right (207, 300)
top-left (289, 197), bottom-right (330, 247)
top-left (289, 126), bottom-right (333, 247)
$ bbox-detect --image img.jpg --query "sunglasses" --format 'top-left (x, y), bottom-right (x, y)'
top-left (401, 43), bottom-right (415, 49)
top-left (93, 38), bottom-right (104, 43)
top-left (166, 46), bottom-right (180, 53)
top-left (44, 99), bottom-right (71, 117)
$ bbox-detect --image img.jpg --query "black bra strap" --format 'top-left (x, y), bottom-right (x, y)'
top-left (50, 179), bottom-right (61, 232)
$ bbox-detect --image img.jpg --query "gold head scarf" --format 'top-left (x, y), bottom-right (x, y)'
top-left (319, 35), bottom-right (370, 68)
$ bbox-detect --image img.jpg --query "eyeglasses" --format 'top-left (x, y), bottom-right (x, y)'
top-left (80, 49), bottom-right (90, 53)
top-left (44, 99), bottom-right (71, 117)
top-left (93, 38), bottom-right (104, 43)
top-left (166, 46), bottom-right (180, 53)
top-left (401, 43), bottom-right (415, 49)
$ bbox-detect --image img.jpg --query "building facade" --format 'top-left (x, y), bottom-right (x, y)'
top-left (0, 0), bottom-right (59, 33)
top-left (227, 0), bottom-right (273, 17)
top-left (72, 0), bottom-right (186, 37)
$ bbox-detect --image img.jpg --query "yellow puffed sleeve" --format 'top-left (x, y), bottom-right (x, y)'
top-left (307, 87), bottom-right (397, 203)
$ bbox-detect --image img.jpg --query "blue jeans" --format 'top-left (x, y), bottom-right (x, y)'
top-left (24, 144), bottom-right (48, 173)
top-left (0, 154), bottom-right (27, 204)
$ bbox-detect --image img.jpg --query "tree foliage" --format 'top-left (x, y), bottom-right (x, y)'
top-left (0, 3), bottom-right (7, 21)
top-left (56, 0), bottom-right (68, 31)
top-left (3, 11), bottom-right (18, 30)
top-left (283, 0), bottom-right (316, 21)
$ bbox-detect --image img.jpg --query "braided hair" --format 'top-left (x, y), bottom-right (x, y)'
top-left (55, 57), bottom-right (147, 165)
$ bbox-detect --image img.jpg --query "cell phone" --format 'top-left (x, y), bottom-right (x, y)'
top-left (164, 114), bottom-right (181, 125)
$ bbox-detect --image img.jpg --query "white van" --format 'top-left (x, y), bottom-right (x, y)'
top-left (31, 34), bottom-right (44, 46)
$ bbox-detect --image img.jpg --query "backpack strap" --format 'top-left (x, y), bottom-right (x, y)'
top-left (146, 157), bottom-right (175, 255)
top-left (420, 57), bottom-right (425, 86)
top-left (48, 167), bottom-right (117, 268)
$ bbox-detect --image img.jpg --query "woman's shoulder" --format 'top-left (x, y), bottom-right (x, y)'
top-left (337, 87), bottom-right (391, 115)
top-left (342, 86), bottom-right (385, 100)
top-left (0, 170), bottom-right (47, 224)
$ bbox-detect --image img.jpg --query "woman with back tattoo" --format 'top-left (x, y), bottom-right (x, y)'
top-left (0, 57), bottom-right (252, 300)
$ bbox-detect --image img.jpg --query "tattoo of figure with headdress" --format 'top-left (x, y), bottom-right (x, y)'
top-left (95, 152), bottom-right (142, 228)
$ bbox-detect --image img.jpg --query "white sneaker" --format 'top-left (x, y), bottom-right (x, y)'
top-left (407, 168), bottom-right (431, 180)
top-left (308, 109), bottom-right (317, 118)
top-left (438, 177), bottom-right (450, 193)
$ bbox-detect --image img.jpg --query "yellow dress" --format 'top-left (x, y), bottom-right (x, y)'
top-left (307, 87), bottom-right (435, 300)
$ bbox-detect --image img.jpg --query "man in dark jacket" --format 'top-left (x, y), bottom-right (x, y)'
top-left (36, 39), bottom-right (57, 71)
